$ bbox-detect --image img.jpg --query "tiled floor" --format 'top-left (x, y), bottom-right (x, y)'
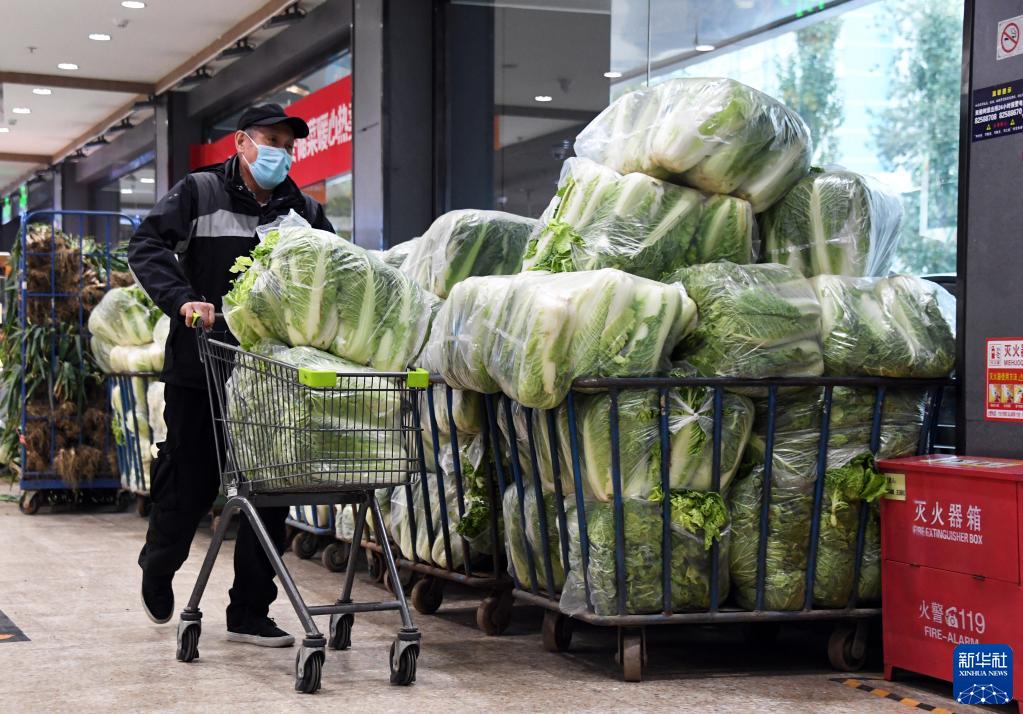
top-left (0, 499), bottom-right (994, 713)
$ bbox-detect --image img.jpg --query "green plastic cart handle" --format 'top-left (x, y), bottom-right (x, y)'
top-left (191, 311), bottom-right (203, 328)
top-left (406, 368), bottom-right (429, 389)
top-left (298, 368), bottom-right (336, 388)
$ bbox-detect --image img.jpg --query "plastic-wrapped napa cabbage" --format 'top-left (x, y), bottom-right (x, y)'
top-left (224, 339), bottom-right (409, 491)
top-left (402, 209), bottom-right (536, 298)
top-left (223, 215), bottom-right (435, 371)
top-left (502, 483), bottom-right (566, 593)
top-left (523, 158), bottom-right (755, 280)
top-left (812, 274), bottom-right (956, 378)
top-left (761, 170), bottom-right (904, 278)
top-left (431, 269), bottom-right (698, 409)
top-left (574, 77), bottom-right (812, 212)
top-left (670, 261), bottom-right (823, 384)
top-left (147, 381), bottom-right (166, 458)
top-left (88, 285), bottom-right (161, 347)
top-left (568, 387), bottom-right (754, 501)
top-left (560, 491), bottom-right (730, 616)
top-left (110, 377), bottom-right (152, 491)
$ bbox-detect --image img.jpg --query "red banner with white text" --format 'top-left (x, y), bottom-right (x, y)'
top-left (189, 75), bottom-right (352, 188)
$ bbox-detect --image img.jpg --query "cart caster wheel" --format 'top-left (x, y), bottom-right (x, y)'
top-left (618, 629), bottom-right (645, 682)
top-left (389, 641), bottom-right (419, 686)
top-left (19, 491), bottom-right (43, 515)
top-left (367, 550), bottom-right (385, 582)
top-left (329, 613), bottom-right (354, 651)
top-left (383, 568), bottom-right (414, 596)
top-left (321, 542), bottom-right (350, 572)
top-left (291, 532), bottom-right (318, 560)
top-left (176, 621), bottom-right (201, 663)
top-left (295, 648), bottom-right (324, 694)
top-left (476, 592), bottom-right (513, 635)
top-left (541, 610), bottom-right (573, 652)
top-left (828, 624), bottom-right (867, 672)
top-left (135, 495), bottom-right (151, 518)
top-left (411, 577), bottom-right (444, 615)
top-left (116, 491), bottom-right (133, 512)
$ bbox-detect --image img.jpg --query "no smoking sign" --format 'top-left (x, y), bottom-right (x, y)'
top-left (998, 16), bottom-right (1023, 60)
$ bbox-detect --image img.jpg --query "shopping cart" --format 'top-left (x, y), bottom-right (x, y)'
top-left (175, 325), bottom-right (428, 693)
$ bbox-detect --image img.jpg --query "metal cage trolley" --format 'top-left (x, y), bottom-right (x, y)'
top-left (176, 328), bottom-right (429, 693)
top-left (492, 375), bottom-right (952, 681)
top-left (109, 372), bottom-right (159, 517)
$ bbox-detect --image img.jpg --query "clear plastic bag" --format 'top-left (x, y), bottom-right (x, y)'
top-left (402, 209), bottom-right (535, 298)
top-left (88, 285), bottom-right (161, 347)
top-left (225, 214), bottom-right (436, 371)
top-left (569, 387), bottom-right (754, 500)
top-left (812, 274), bottom-right (955, 378)
top-left (574, 77), bottom-right (812, 212)
top-left (671, 261), bottom-right (823, 386)
top-left (432, 269), bottom-right (697, 409)
top-left (147, 381), bottom-right (166, 449)
top-left (560, 493), bottom-right (729, 616)
top-left (524, 158), bottom-right (755, 280)
top-left (440, 435), bottom-right (502, 556)
top-left (502, 483), bottom-right (565, 593)
top-left (110, 378), bottom-right (152, 490)
top-left (761, 170), bottom-right (904, 278)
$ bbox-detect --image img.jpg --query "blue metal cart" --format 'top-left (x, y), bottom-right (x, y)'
top-left (17, 210), bottom-right (139, 514)
top-left (490, 375), bottom-right (952, 681)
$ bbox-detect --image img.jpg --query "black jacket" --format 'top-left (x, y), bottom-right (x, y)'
top-left (128, 156), bottom-right (334, 388)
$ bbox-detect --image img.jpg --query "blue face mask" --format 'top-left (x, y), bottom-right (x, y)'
top-left (242, 131), bottom-right (292, 190)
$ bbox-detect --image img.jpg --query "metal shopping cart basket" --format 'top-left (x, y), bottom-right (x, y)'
top-left (175, 326), bottom-right (428, 693)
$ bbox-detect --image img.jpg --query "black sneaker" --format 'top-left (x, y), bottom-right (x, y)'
top-left (227, 617), bottom-right (295, 648)
top-left (141, 574), bottom-right (174, 624)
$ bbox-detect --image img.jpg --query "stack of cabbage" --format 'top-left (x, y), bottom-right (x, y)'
top-left (671, 261), bottom-right (825, 382)
top-left (224, 339), bottom-right (409, 490)
top-left (812, 274), bottom-right (956, 377)
top-left (428, 269), bottom-right (697, 410)
top-left (402, 209), bottom-right (536, 298)
top-left (523, 158), bottom-right (755, 280)
top-left (223, 222), bottom-right (435, 371)
top-left (574, 77), bottom-right (813, 213)
top-left (761, 170), bottom-right (903, 277)
top-left (88, 285), bottom-right (170, 492)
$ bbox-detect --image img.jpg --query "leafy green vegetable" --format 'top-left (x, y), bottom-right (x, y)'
top-left (812, 274), bottom-right (955, 378)
top-left (761, 170), bottom-right (903, 278)
top-left (88, 285), bottom-right (161, 347)
top-left (502, 484), bottom-right (565, 592)
top-left (574, 77), bottom-right (812, 212)
top-left (403, 210), bottom-right (535, 298)
top-left (431, 270), bottom-right (697, 409)
top-left (569, 387), bottom-right (754, 500)
top-left (224, 224), bottom-right (436, 371)
top-left (560, 492), bottom-right (729, 616)
top-left (671, 262), bottom-right (823, 385)
top-left (812, 453), bottom-right (887, 607)
top-left (524, 159), bottom-right (752, 279)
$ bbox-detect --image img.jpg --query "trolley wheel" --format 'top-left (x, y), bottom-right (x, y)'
top-left (383, 567), bottom-right (414, 596)
top-left (19, 491), bottom-right (43, 515)
top-left (135, 495), bottom-right (152, 518)
top-left (389, 641), bottom-right (419, 686)
top-left (176, 622), bottom-right (201, 663)
top-left (321, 541), bottom-right (350, 572)
top-left (291, 532), bottom-right (318, 560)
top-left (295, 649), bottom-right (324, 694)
top-left (476, 591), bottom-right (513, 636)
top-left (411, 577), bottom-right (444, 615)
top-left (618, 629), bottom-right (645, 683)
top-left (541, 610), bottom-right (573, 652)
top-left (367, 550), bottom-right (385, 582)
top-left (329, 613), bottom-right (354, 651)
top-left (116, 491), bottom-right (134, 512)
top-left (828, 624), bottom-right (867, 672)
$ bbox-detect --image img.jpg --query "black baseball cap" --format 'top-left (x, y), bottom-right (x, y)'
top-left (236, 103), bottom-right (309, 139)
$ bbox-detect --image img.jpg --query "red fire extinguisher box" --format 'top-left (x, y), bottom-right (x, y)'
top-left (878, 454), bottom-right (1023, 706)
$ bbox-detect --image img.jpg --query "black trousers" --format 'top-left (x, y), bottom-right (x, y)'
top-left (138, 383), bottom-right (288, 628)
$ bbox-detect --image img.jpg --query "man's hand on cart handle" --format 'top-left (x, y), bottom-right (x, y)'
top-left (181, 301), bottom-right (215, 330)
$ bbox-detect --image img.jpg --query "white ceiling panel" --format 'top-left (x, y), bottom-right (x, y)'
top-left (0, 0), bottom-right (279, 83)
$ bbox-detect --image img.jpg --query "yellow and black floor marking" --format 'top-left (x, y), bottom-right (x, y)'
top-left (833, 678), bottom-right (955, 713)
top-left (0, 609), bottom-right (28, 643)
